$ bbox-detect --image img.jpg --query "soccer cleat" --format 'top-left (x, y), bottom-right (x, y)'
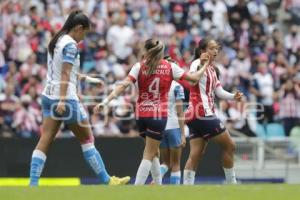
top-left (108, 176), bottom-right (131, 185)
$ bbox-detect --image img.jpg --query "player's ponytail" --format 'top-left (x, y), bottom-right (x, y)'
top-left (48, 10), bottom-right (90, 58)
top-left (193, 38), bottom-right (210, 60)
top-left (144, 39), bottom-right (164, 75)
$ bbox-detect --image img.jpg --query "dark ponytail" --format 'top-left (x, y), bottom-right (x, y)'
top-left (48, 10), bottom-right (90, 58)
top-left (193, 38), bottom-right (210, 60)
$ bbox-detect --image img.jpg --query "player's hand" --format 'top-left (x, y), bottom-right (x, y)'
top-left (234, 91), bottom-right (244, 102)
top-left (55, 100), bottom-right (66, 115)
top-left (93, 103), bottom-right (106, 114)
top-left (200, 52), bottom-right (211, 65)
top-left (94, 78), bottom-right (105, 87)
top-left (180, 135), bottom-right (186, 148)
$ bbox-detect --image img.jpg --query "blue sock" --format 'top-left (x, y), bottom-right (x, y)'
top-left (82, 143), bottom-right (110, 184)
top-left (160, 164), bottom-right (168, 178)
top-left (170, 171), bottom-right (181, 185)
top-left (29, 150), bottom-right (46, 186)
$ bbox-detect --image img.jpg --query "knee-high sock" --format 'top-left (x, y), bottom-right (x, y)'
top-left (29, 149), bottom-right (46, 186)
top-left (82, 143), bottom-right (110, 184)
top-left (135, 159), bottom-right (152, 185)
top-left (183, 170), bottom-right (195, 185)
top-left (150, 157), bottom-right (162, 185)
top-left (170, 171), bottom-right (181, 185)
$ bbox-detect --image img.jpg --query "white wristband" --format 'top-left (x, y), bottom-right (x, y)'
top-left (102, 98), bottom-right (109, 105)
top-left (85, 76), bottom-right (101, 84)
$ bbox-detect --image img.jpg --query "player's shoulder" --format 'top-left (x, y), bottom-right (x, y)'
top-left (190, 59), bottom-right (200, 68)
top-left (59, 35), bottom-right (77, 48)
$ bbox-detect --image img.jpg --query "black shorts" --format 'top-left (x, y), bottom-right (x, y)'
top-left (136, 117), bottom-right (167, 141)
top-left (186, 115), bottom-right (226, 140)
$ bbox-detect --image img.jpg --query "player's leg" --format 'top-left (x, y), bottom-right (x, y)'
top-left (167, 128), bottom-right (184, 185)
top-left (211, 130), bottom-right (237, 184)
top-left (29, 117), bottom-right (62, 186)
top-left (150, 149), bottom-right (161, 184)
top-left (159, 130), bottom-right (170, 180)
top-left (135, 118), bottom-right (166, 185)
top-left (68, 120), bottom-right (129, 185)
top-left (159, 148), bottom-right (170, 179)
top-left (183, 138), bottom-right (207, 185)
top-left (169, 148), bottom-right (182, 185)
top-left (135, 135), bottom-right (161, 185)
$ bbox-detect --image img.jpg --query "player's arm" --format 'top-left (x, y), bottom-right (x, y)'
top-left (104, 77), bottom-right (132, 105)
top-left (56, 43), bottom-right (77, 114)
top-left (60, 63), bottom-right (73, 100)
top-left (94, 62), bottom-right (140, 113)
top-left (77, 72), bottom-right (104, 85)
top-left (215, 83), bottom-right (243, 102)
top-left (174, 53), bottom-right (210, 84)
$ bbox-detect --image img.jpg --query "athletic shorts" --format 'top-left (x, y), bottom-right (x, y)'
top-left (136, 117), bottom-right (167, 141)
top-left (186, 115), bottom-right (226, 140)
top-left (41, 95), bottom-right (88, 124)
top-left (160, 128), bottom-right (182, 148)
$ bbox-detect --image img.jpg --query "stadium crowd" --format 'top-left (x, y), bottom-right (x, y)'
top-left (0, 0), bottom-right (300, 138)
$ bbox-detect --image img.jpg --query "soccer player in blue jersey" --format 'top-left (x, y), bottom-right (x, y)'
top-left (155, 57), bottom-right (186, 185)
top-left (29, 10), bottom-right (130, 186)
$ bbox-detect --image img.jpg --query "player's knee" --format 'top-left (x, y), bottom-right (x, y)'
top-left (80, 134), bottom-right (95, 144)
top-left (224, 141), bottom-right (236, 153)
top-left (189, 153), bottom-right (200, 165)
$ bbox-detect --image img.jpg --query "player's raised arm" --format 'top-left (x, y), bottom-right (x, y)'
top-left (93, 62), bottom-right (140, 113)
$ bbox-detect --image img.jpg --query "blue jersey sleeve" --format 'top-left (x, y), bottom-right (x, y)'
top-left (62, 42), bottom-right (78, 65)
top-left (174, 85), bottom-right (185, 101)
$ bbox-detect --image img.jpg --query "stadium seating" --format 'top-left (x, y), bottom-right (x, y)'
top-left (255, 123), bottom-right (267, 139)
top-left (266, 123), bottom-right (286, 139)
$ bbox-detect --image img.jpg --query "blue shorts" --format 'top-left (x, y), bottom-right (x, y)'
top-left (160, 128), bottom-right (182, 148)
top-left (136, 117), bottom-right (167, 141)
top-left (41, 95), bottom-right (88, 125)
top-left (186, 115), bottom-right (226, 140)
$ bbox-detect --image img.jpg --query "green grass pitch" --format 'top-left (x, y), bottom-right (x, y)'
top-left (0, 184), bottom-right (299, 200)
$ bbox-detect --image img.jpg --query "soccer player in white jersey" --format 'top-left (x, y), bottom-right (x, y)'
top-left (29, 10), bottom-right (129, 186)
top-left (156, 57), bottom-right (186, 185)
top-left (183, 38), bottom-right (243, 185)
top-left (94, 39), bottom-right (211, 185)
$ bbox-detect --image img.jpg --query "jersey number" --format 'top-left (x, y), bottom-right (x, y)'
top-left (148, 78), bottom-right (160, 98)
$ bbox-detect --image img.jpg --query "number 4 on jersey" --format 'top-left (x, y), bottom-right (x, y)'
top-left (148, 77), bottom-right (160, 99)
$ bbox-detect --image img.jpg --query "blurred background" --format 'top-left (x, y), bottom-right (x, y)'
top-left (1, 0), bottom-right (300, 184)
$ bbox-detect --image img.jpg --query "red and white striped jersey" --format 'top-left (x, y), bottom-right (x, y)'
top-left (185, 59), bottom-right (221, 121)
top-left (128, 59), bottom-right (186, 118)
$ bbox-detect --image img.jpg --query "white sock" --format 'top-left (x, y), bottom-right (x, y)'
top-left (160, 164), bottom-right (169, 178)
top-left (223, 167), bottom-right (237, 184)
top-left (135, 159), bottom-right (152, 185)
top-left (183, 170), bottom-right (195, 185)
top-left (150, 157), bottom-right (162, 185)
top-left (170, 171), bottom-right (181, 185)
top-left (32, 149), bottom-right (47, 160)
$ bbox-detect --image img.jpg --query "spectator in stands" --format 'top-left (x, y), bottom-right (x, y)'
top-left (0, 84), bottom-right (18, 137)
top-left (106, 12), bottom-right (135, 64)
top-left (13, 94), bottom-right (41, 138)
top-left (274, 79), bottom-right (300, 136)
top-left (250, 62), bottom-right (274, 124)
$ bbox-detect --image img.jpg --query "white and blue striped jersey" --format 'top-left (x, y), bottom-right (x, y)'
top-left (165, 81), bottom-right (185, 130)
top-left (42, 34), bottom-right (80, 100)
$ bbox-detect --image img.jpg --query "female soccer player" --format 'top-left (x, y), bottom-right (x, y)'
top-left (183, 38), bottom-right (243, 185)
top-left (157, 57), bottom-right (186, 185)
top-left (29, 10), bottom-right (129, 186)
top-left (94, 38), bottom-right (209, 185)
